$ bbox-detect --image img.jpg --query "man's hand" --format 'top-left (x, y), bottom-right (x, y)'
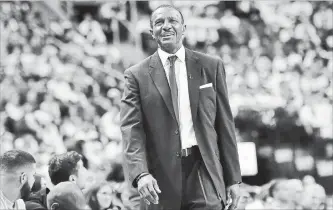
top-left (137, 174), bottom-right (161, 205)
top-left (226, 184), bottom-right (240, 210)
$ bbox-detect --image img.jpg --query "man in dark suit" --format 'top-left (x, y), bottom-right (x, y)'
top-left (121, 4), bottom-right (242, 210)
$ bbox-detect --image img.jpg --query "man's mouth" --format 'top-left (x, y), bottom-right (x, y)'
top-left (161, 33), bottom-right (174, 37)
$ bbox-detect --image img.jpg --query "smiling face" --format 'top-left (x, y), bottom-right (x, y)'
top-left (150, 6), bottom-right (186, 54)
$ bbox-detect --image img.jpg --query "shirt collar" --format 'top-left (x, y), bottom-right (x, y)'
top-left (158, 45), bottom-right (185, 66)
top-left (0, 190), bottom-right (14, 208)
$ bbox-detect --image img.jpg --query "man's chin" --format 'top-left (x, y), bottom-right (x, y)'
top-left (159, 41), bottom-right (178, 50)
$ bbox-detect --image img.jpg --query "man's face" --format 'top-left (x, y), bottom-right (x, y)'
top-left (150, 7), bottom-right (186, 54)
top-left (74, 160), bottom-right (88, 190)
top-left (274, 182), bottom-right (290, 202)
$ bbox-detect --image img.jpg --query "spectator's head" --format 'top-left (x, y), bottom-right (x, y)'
top-left (48, 151), bottom-right (88, 190)
top-left (0, 150), bottom-right (36, 201)
top-left (85, 182), bottom-right (115, 210)
top-left (83, 13), bottom-right (92, 21)
top-left (302, 175), bottom-right (316, 187)
top-left (301, 184), bottom-right (326, 210)
top-left (150, 4), bottom-right (186, 54)
top-left (238, 187), bottom-right (252, 210)
top-left (47, 181), bottom-right (90, 210)
top-left (269, 179), bottom-right (289, 203)
top-left (287, 179), bottom-right (303, 206)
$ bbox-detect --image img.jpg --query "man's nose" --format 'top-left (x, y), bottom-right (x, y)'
top-left (162, 20), bottom-right (172, 30)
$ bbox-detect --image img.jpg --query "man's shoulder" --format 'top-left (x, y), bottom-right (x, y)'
top-left (190, 49), bottom-right (222, 64)
top-left (25, 188), bottom-right (49, 210)
top-left (125, 54), bottom-right (153, 76)
top-left (25, 201), bottom-right (47, 210)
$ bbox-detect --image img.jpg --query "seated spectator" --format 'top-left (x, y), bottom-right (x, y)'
top-left (25, 151), bottom-right (90, 210)
top-left (302, 175), bottom-right (316, 187)
top-left (25, 174), bottom-right (51, 210)
top-left (265, 179), bottom-right (294, 209)
top-left (287, 179), bottom-right (303, 210)
top-left (48, 151), bottom-right (88, 190)
top-left (0, 150), bottom-right (37, 210)
top-left (85, 182), bottom-right (124, 210)
top-left (79, 13), bottom-right (106, 44)
top-left (237, 186), bottom-right (252, 210)
top-left (47, 181), bottom-right (90, 210)
top-left (301, 184), bottom-right (326, 210)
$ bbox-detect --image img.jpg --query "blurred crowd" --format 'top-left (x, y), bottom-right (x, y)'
top-left (0, 1), bottom-right (332, 209)
top-left (238, 176), bottom-right (332, 210)
top-left (0, 1), bottom-right (125, 183)
top-left (1, 149), bottom-right (331, 210)
top-left (156, 1), bottom-right (332, 139)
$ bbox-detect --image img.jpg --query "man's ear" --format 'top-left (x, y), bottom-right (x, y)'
top-left (50, 203), bottom-right (59, 210)
top-left (150, 29), bottom-right (155, 39)
top-left (182, 25), bottom-right (186, 34)
top-left (69, 174), bottom-right (76, 183)
top-left (20, 172), bottom-right (27, 186)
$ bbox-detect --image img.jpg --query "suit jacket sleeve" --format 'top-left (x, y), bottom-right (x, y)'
top-left (215, 59), bottom-right (242, 187)
top-left (25, 201), bottom-right (47, 210)
top-left (120, 69), bottom-right (148, 188)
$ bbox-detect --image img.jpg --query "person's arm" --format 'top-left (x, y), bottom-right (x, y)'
top-left (215, 59), bottom-right (242, 186)
top-left (120, 70), bottom-right (148, 187)
top-left (120, 69), bottom-right (149, 188)
top-left (121, 69), bottom-right (161, 205)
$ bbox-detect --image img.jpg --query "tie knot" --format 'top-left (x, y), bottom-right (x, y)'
top-left (168, 55), bottom-right (177, 65)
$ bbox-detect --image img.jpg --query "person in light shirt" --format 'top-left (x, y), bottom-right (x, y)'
top-left (0, 150), bottom-right (37, 210)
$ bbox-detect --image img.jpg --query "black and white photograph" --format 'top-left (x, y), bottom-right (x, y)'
top-left (0, 1), bottom-right (332, 210)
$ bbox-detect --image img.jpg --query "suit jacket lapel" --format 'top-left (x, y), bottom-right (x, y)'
top-left (149, 52), bottom-right (178, 123)
top-left (185, 49), bottom-right (201, 121)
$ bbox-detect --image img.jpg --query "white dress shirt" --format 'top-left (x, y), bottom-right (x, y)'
top-left (0, 190), bottom-right (13, 210)
top-left (0, 190), bottom-right (26, 210)
top-left (157, 46), bottom-right (198, 149)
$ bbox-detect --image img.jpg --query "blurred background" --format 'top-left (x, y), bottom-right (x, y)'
top-left (0, 0), bottom-right (332, 209)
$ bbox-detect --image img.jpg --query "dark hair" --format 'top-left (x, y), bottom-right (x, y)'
top-left (0, 150), bottom-right (36, 172)
top-left (106, 163), bottom-right (125, 182)
top-left (48, 151), bottom-right (82, 185)
top-left (85, 182), bottom-right (112, 210)
top-left (150, 4), bottom-right (184, 28)
top-left (268, 179), bottom-right (287, 198)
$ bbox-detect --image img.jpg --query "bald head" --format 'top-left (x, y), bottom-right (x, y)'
top-left (288, 179), bottom-right (303, 191)
top-left (47, 182), bottom-right (90, 210)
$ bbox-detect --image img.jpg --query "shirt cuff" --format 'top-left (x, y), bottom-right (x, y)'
top-left (134, 172), bottom-right (150, 186)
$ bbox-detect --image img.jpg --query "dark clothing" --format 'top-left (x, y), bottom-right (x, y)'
top-left (25, 188), bottom-right (49, 210)
top-left (121, 48), bottom-right (242, 210)
top-left (180, 146), bottom-right (223, 210)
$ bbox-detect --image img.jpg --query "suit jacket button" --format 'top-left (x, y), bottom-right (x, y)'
top-left (175, 130), bottom-right (179, 135)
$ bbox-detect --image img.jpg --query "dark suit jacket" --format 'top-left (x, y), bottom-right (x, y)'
top-left (25, 188), bottom-right (49, 210)
top-left (120, 48), bottom-right (242, 210)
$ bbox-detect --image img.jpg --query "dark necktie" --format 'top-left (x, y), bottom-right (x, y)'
top-left (168, 55), bottom-right (179, 123)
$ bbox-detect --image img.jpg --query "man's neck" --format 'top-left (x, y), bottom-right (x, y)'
top-left (1, 186), bottom-right (19, 203)
top-left (159, 45), bottom-right (182, 54)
